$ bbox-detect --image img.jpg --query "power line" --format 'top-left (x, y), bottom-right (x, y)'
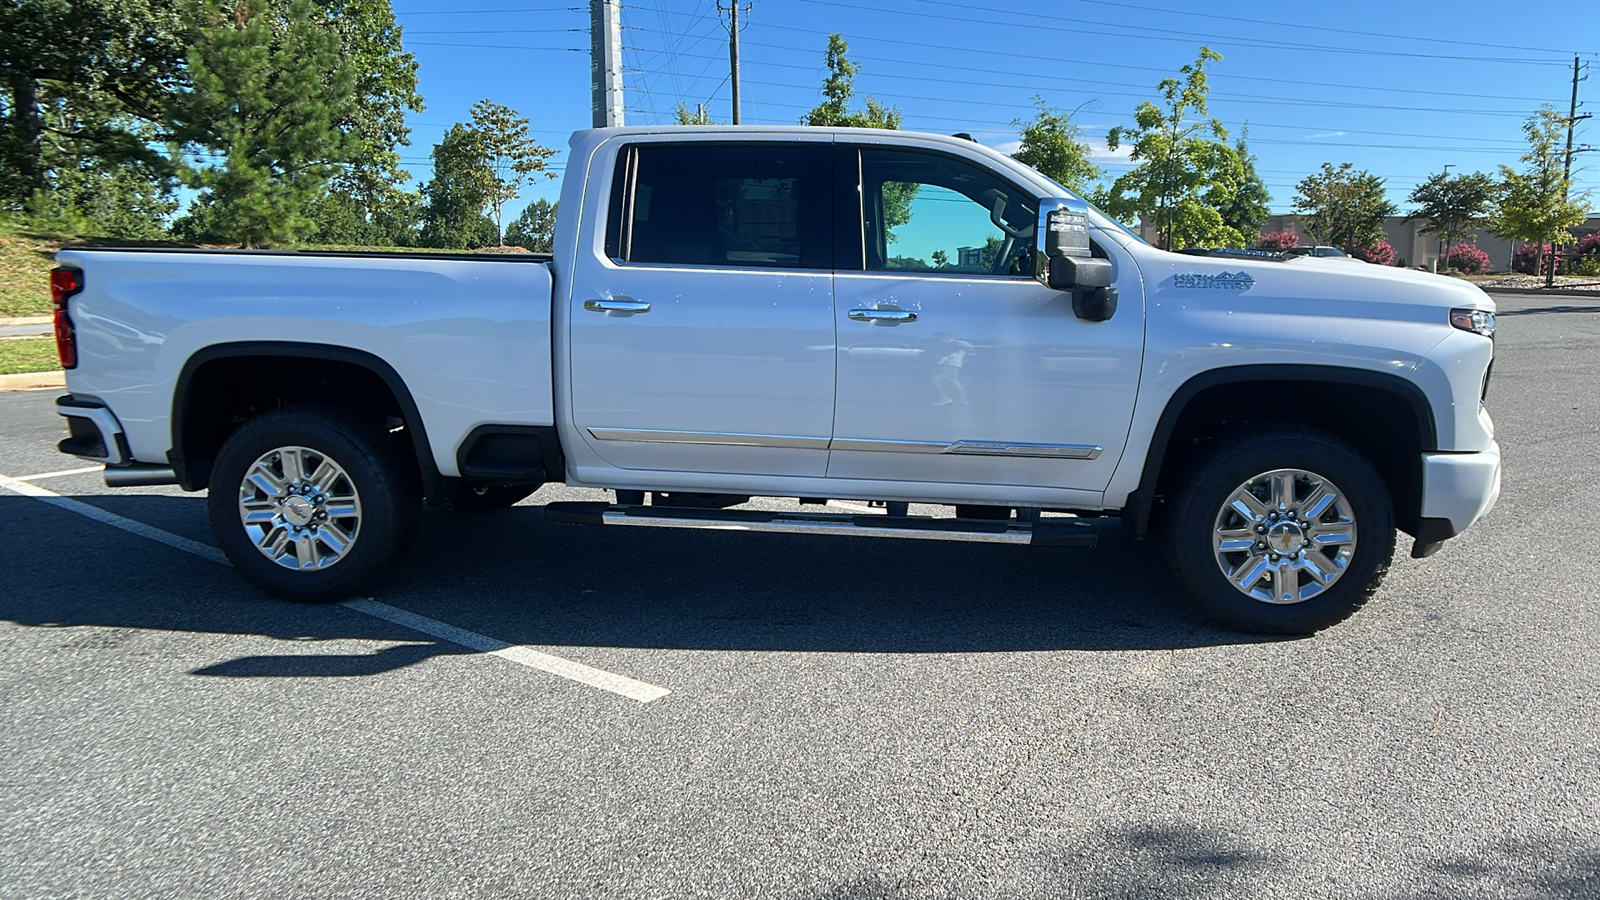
top-left (794, 0), bottom-right (1573, 67)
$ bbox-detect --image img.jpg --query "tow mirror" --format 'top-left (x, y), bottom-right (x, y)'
top-left (1037, 198), bottom-right (1117, 321)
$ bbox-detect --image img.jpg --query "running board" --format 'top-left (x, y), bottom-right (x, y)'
top-left (542, 502), bottom-right (1097, 547)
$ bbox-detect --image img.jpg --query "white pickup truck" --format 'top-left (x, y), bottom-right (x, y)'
top-left (48, 126), bottom-right (1500, 633)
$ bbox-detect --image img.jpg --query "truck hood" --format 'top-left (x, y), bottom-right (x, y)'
top-left (1135, 249), bottom-right (1497, 319)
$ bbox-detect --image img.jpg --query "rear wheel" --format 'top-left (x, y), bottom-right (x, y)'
top-left (451, 481), bottom-right (538, 511)
top-left (1165, 426), bottom-right (1394, 634)
top-left (208, 405), bottom-right (421, 603)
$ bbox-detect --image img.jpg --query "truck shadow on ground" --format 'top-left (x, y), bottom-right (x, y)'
top-left (2, 493), bottom-right (1284, 681)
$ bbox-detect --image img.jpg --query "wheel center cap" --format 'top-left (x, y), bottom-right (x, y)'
top-left (1266, 521), bottom-right (1305, 554)
top-left (282, 495), bottom-right (316, 526)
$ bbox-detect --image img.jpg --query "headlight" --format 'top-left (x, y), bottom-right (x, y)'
top-left (1450, 308), bottom-right (1496, 338)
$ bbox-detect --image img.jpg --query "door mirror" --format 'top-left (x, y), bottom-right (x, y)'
top-left (1036, 198), bottom-right (1113, 292)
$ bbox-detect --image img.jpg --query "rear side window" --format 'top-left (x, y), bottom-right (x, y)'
top-left (609, 142), bottom-right (831, 270)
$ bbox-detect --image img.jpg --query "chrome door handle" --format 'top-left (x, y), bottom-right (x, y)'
top-left (848, 308), bottom-right (917, 323)
top-left (584, 299), bottom-right (651, 313)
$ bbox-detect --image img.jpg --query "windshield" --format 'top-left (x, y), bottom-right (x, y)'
top-left (1037, 174), bottom-right (1148, 246)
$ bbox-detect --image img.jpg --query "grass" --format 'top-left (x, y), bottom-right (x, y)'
top-left (0, 221), bottom-right (73, 318)
top-left (0, 336), bottom-right (61, 374)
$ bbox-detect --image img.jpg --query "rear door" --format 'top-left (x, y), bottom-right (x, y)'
top-left (566, 137), bottom-right (836, 477)
top-left (827, 143), bottom-right (1144, 493)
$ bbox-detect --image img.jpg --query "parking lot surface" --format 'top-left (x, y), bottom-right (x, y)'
top-left (2, 292), bottom-right (1597, 899)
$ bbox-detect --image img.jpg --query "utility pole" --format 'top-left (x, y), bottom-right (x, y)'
top-left (1554, 55), bottom-right (1591, 286)
top-left (590, 0), bottom-right (624, 128)
top-left (720, 1), bottom-right (750, 125)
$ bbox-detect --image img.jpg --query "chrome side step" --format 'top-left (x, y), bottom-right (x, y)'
top-left (543, 502), bottom-right (1097, 547)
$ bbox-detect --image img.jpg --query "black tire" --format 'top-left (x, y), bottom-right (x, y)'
top-left (451, 481), bottom-right (538, 511)
top-left (208, 404), bottom-right (422, 603)
top-left (1164, 425), bottom-right (1395, 634)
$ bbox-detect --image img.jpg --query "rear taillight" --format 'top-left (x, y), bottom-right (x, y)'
top-left (50, 267), bottom-right (82, 369)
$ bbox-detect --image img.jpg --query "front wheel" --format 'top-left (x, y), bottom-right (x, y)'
top-left (1164, 426), bottom-right (1395, 634)
top-left (208, 405), bottom-right (421, 603)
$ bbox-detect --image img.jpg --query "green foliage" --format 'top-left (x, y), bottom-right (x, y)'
top-left (419, 123), bottom-right (493, 249)
top-left (31, 161), bottom-right (178, 239)
top-left (308, 187), bottom-right (419, 246)
top-left (802, 35), bottom-right (903, 130)
top-left (1291, 162), bottom-right (1397, 254)
top-left (674, 103), bottom-right (713, 125)
top-left (320, 0), bottom-right (423, 204)
top-left (505, 199), bottom-right (557, 253)
top-left (1010, 97), bottom-right (1099, 194)
top-left (1408, 168), bottom-right (1497, 264)
top-left (465, 100), bottom-right (556, 244)
top-left (1101, 47), bottom-right (1247, 250)
top-left (0, 0), bottom-right (187, 207)
top-left (170, 0), bottom-right (362, 247)
top-left (1493, 107), bottom-right (1590, 265)
top-left (802, 35), bottom-right (915, 235)
top-left (0, 336), bottom-right (61, 374)
top-left (1215, 126), bottom-right (1271, 238)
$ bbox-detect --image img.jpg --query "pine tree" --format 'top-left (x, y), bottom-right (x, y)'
top-left (171, 0), bottom-right (361, 247)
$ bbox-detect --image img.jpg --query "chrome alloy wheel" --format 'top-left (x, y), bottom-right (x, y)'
top-left (1212, 468), bottom-right (1358, 605)
top-left (237, 446), bottom-right (362, 570)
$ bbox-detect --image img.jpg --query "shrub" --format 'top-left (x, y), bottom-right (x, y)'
top-left (1255, 231), bottom-right (1300, 250)
top-left (1512, 242), bottom-right (1552, 275)
top-left (1445, 242), bottom-right (1489, 275)
top-left (1351, 240), bottom-right (1395, 266)
top-left (1563, 232), bottom-right (1600, 275)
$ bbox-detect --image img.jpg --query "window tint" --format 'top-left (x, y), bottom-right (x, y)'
top-left (858, 149), bottom-right (1037, 277)
top-left (619, 143), bottom-right (830, 269)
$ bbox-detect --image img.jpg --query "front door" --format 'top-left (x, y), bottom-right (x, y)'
top-left (828, 145), bottom-right (1144, 495)
top-left (568, 138), bottom-right (836, 478)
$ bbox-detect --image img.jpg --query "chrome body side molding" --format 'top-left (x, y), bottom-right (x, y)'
top-left (587, 427), bottom-right (831, 450)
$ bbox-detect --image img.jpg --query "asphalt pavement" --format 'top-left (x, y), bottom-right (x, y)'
top-left (1, 292), bottom-right (1597, 899)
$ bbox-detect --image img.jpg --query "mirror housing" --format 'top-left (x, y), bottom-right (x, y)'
top-left (1036, 197), bottom-right (1113, 293)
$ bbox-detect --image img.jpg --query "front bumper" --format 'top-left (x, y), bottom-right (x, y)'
top-left (1413, 442), bottom-right (1502, 557)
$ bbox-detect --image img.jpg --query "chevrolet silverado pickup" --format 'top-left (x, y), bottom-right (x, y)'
top-left (47, 126), bottom-right (1501, 633)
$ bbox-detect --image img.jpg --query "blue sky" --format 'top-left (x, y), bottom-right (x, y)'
top-left (391, 0), bottom-right (1600, 225)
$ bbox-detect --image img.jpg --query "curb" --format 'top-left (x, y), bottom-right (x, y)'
top-left (1476, 286), bottom-right (1600, 297)
top-left (0, 370), bottom-right (64, 392)
top-left (0, 316), bottom-right (52, 327)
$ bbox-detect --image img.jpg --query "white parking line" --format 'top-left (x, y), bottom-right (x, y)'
top-left (14, 465), bottom-right (106, 482)
top-left (0, 472), bottom-right (671, 704)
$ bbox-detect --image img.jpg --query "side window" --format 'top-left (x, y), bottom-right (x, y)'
top-left (614, 142), bottom-right (830, 270)
top-left (858, 148), bottom-right (1037, 277)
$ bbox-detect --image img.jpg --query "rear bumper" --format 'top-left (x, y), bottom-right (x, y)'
top-left (56, 395), bottom-right (128, 466)
top-left (56, 395), bottom-right (180, 486)
top-left (1413, 442), bottom-right (1502, 556)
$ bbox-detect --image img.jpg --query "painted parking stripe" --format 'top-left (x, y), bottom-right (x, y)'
top-left (0, 471), bottom-right (230, 564)
top-left (0, 472), bottom-right (671, 703)
top-left (344, 598), bottom-right (670, 703)
top-left (13, 465), bottom-right (105, 481)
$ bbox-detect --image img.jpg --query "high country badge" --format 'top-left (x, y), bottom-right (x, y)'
top-left (1174, 271), bottom-right (1256, 290)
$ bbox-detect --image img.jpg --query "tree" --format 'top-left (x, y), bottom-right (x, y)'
top-left (170, 0), bottom-right (362, 247)
top-left (321, 0), bottom-right (423, 205)
top-left (801, 35), bottom-right (903, 130)
top-left (505, 198), bottom-right (557, 253)
top-left (1291, 163), bottom-right (1397, 254)
top-left (1010, 97), bottom-right (1099, 194)
top-left (463, 100), bottom-right (555, 245)
top-left (0, 0), bottom-right (187, 207)
top-left (1101, 47), bottom-right (1246, 250)
top-left (418, 123), bottom-right (492, 249)
top-left (1216, 126), bottom-right (1271, 238)
top-left (801, 35), bottom-right (914, 235)
top-left (674, 102), bottom-right (713, 125)
top-left (1407, 169), bottom-right (1497, 267)
top-left (1493, 106), bottom-right (1590, 282)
